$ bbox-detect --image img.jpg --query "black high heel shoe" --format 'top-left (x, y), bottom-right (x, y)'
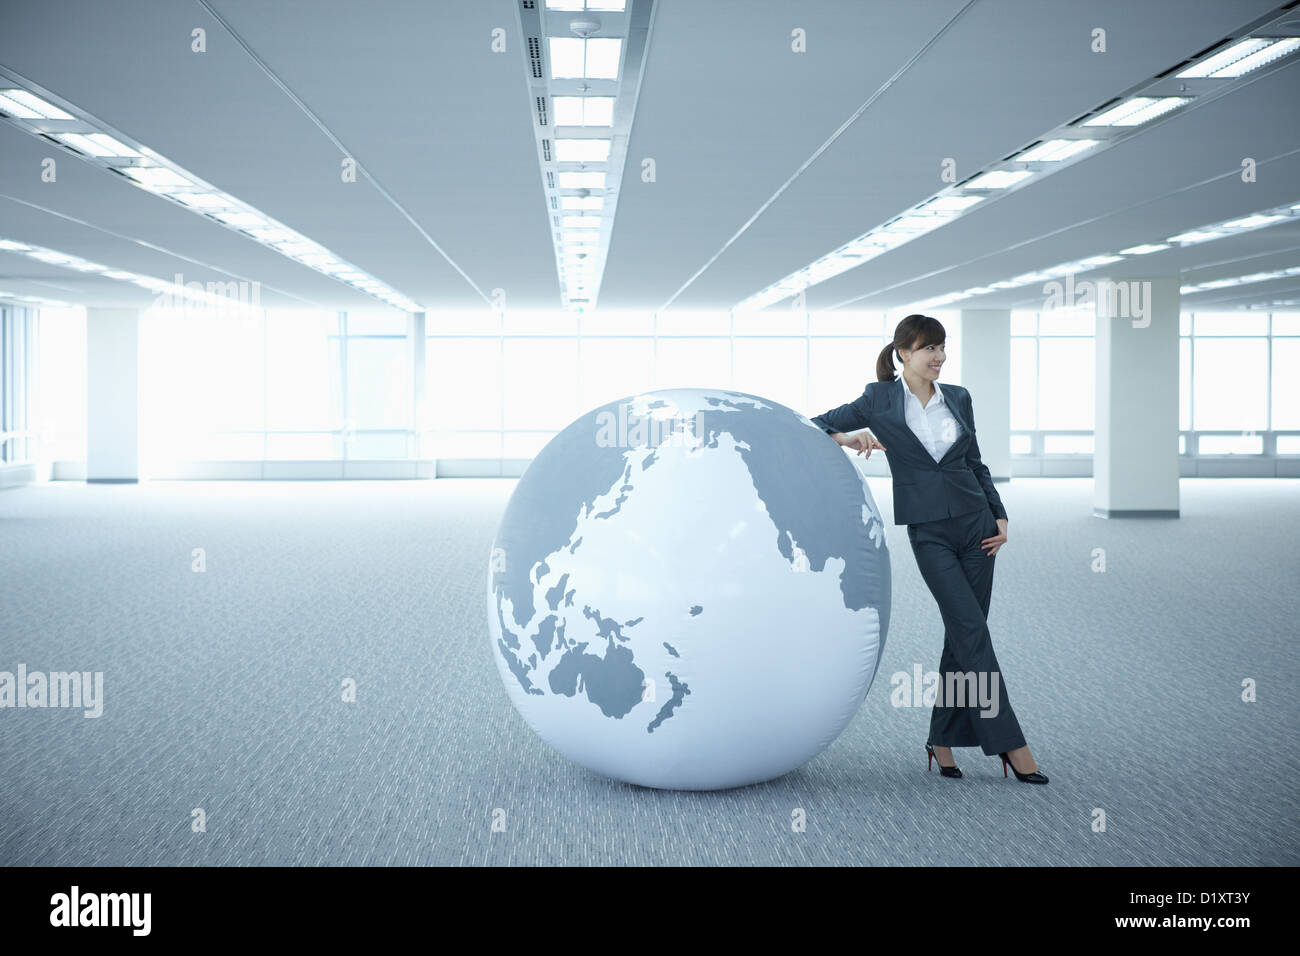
top-left (925, 742), bottom-right (961, 778)
top-left (998, 751), bottom-right (1049, 784)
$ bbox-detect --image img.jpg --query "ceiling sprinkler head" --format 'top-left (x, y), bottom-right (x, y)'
top-left (569, 16), bottom-right (601, 38)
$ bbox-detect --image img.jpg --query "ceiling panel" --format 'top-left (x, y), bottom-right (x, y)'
top-left (0, 0), bottom-right (1295, 313)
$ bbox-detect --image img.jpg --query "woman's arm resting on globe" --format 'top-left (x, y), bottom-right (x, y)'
top-left (834, 430), bottom-right (885, 458)
top-left (809, 386), bottom-right (886, 457)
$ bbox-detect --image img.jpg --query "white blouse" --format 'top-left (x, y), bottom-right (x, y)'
top-left (898, 376), bottom-right (963, 463)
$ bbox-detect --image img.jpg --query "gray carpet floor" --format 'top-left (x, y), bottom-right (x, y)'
top-left (1, 477), bottom-right (1296, 866)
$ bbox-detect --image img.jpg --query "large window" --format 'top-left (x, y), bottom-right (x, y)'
top-left (265, 309), bottom-right (339, 459)
top-left (34, 306), bottom-right (86, 465)
top-left (421, 310), bottom-right (942, 459)
top-left (139, 309), bottom-right (412, 472)
top-left (1185, 312), bottom-right (1294, 456)
top-left (1010, 308), bottom-right (1299, 457)
top-left (28, 304), bottom-right (1297, 471)
top-left (1010, 308), bottom-right (1095, 455)
top-left (1, 305), bottom-right (38, 464)
top-left (343, 313), bottom-right (409, 459)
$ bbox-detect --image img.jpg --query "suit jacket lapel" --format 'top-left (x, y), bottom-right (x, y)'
top-left (896, 378), bottom-right (969, 464)
top-left (938, 386), bottom-right (968, 463)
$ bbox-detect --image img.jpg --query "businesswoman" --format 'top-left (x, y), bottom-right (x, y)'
top-left (810, 314), bottom-right (1047, 784)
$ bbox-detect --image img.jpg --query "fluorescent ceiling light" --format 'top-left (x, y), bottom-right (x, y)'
top-left (1168, 229), bottom-right (1226, 243)
top-left (552, 97), bottom-right (583, 126)
top-left (1221, 213), bottom-right (1286, 229)
top-left (172, 193), bottom-right (227, 208)
top-left (81, 134), bottom-right (139, 157)
top-left (1016, 139), bottom-right (1099, 162)
top-left (578, 97), bottom-right (613, 126)
top-left (1079, 254), bottom-right (1123, 266)
top-left (583, 39), bottom-right (622, 79)
top-left (0, 92), bottom-right (44, 119)
top-left (273, 241), bottom-right (324, 256)
top-left (554, 138), bottom-right (610, 162)
top-left (561, 196), bottom-right (603, 209)
top-left (917, 195), bottom-right (984, 213)
top-left (1175, 38), bottom-right (1271, 77)
top-left (549, 37), bottom-right (621, 80)
top-left (212, 211), bottom-right (266, 228)
top-left (103, 270), bottom-right (135, 280)
top-left (552, 96), bottom-right (615, 127)
top-left (28, 250), bottom-right (75, 264)
top-left (122, 166), bottom-right (192, 189)
top-left (0, 240), bottom-right (31, 251)
top-left (1120, 243), bottom-right (1170, 255)
top-left (964, 169), bottom-right (1033, 189)
top-left (1082, 96), bottom-right (1188, 127)
top-left (245, 227), bottom-right (298, 243)
top-left (1203, 37), bottom-right (1300, 77)
top-left (0, 88), bottom-right (73, 120)
top-left (557, 171), bottom-right (606, 188)
top-left (0, 89), bottom-right (418, 310)
top-left (53, 132), bottom-right (141, 158)
top-left (882, 214), bottom-right (947, 234)
top-left (840, 237), bottom-right (891, 255)
top-left (548, 38), bottom-right (585, 78)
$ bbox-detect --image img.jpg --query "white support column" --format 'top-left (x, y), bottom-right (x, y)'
top-left (958, 308), bottom-right (1011, 482)
top-left (409, 311), bottom-right (426, 461)
top-left (1093, 276), bottom-right (1180, 518)
top-left (85, 307), bottom-right (139, 483)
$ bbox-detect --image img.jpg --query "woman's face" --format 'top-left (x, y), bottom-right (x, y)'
top-left (901, 339), bottom-right (946, 381)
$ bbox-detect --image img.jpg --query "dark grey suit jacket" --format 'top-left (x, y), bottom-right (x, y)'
top-left (810, 377), bottom-right (1008, 526)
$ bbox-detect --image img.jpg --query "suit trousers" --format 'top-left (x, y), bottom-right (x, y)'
top-left (907, 507), bottom-right (1027, 756)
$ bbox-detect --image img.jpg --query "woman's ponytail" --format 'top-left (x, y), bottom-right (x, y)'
top-left (876, 344), bottom-right (897, 383)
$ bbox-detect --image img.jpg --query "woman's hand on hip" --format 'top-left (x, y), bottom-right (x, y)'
top-left (832, 430), bottom-right (885, 459)
top-left (982, 518), bottom-right (1007, 557)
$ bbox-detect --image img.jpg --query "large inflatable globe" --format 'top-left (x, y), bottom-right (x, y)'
top-left (487, 388), bottom-right (891, 790)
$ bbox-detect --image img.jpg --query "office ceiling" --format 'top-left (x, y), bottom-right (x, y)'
top-left (0, 0), bottom-right (1297, 313)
